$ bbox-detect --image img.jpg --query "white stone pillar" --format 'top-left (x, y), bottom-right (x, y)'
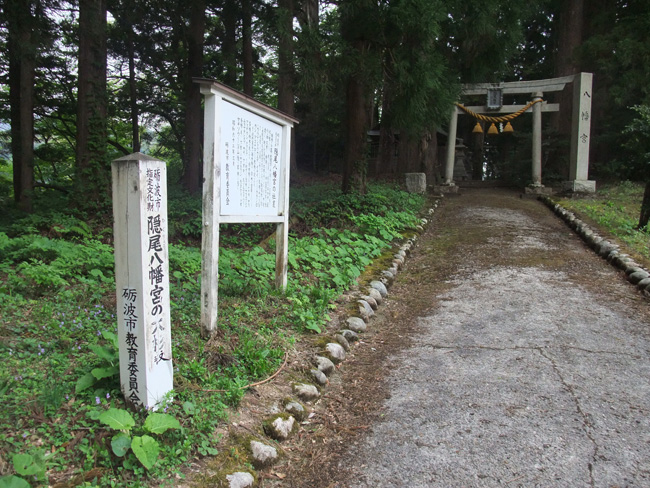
top-left (112, 153), bottom-right (173, 410)
top-left (531, 92), bottom-right (544, 187)
top-left (566, 72), bottom-right (596, 192)
top-left (444, 106), bottom-right (459, 185)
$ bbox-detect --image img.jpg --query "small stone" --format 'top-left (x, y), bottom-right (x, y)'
top-left (285, 401), bottom-right (306, 420)
top-left (622, 259), bottom-right (643, 276)
top-left (636, 277), bottom-right (650, 289)
top-left (393, 258), bottom-right (403, 270)
top-left (588, 236), bottom-right (603, 250)
top-left (416, 225), bottom-right (424, 232)
top-left (358, 299), bottom-right (375, 318)
top-left (370, 280), bottom-right (388, 297)
top-left (389, 265), bottom-right (399, 276)
top-left (325, 343), bottom-right (346, 364)
top-left (268, 415), bottom-right (296, 440)
top-left (420, 218), bottom-right (428, 225)
top-left (360, 295), bottom-right (378, 310)
top-left (227, 472), bottom-right (255, 488)
top-left (382, 270), bottom-right (395, 282)
top-left (310, 369), bottom-right (328, 385)
top-left (335, 333), bottom-right (350, 351)
top-left (597, 241), bottom-right (615, 258)
top-left (629, 270), bottom-right (650, 285)
top-left (340, 329), bottom-right (359, 342)
top-left (611, 254), bottom-right (626, 269)
top-left (250, 441), bottom-right (278, 468)
top-left (346, 317), bottom-right (367, 333)
top-left (358, 303), bottom-right (371, 321)
top-left (315, 355), bottom-right (335, 375)
top-left (625, 265), bottom-right (643, 276)
top-left (367, 288), bottom-right (383, 305)
top-left (396, 250), bottom-right (407, 259)
top-left (293, 383), bottom-right (320, 402)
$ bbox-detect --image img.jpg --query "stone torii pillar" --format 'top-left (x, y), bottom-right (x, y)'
top-left (443, 106), bottom-right (459, 191)
top-left (531, 92), bottom-right (544, 188)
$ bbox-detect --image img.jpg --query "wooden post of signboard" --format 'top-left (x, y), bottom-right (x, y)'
top-left (196, 79), bottom-right (299, 337)
top-left (112, 153), bottom-right (173, 410)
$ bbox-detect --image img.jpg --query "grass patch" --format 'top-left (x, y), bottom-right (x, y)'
top-left (557, 181), bottom-right (650, 267)
top-left (0, 180), bottom-right (426, 486)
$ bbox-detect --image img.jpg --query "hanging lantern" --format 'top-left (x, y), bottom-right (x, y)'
top-left (487, 123), bottom-right (499, 135)
top-left (503, 121), bottom-right (514, 133)
top-left (472, 122), bottom-right (483, 134)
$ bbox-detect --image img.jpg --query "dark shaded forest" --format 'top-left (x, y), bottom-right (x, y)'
top-left (1, 0), bottom-right (649, 217)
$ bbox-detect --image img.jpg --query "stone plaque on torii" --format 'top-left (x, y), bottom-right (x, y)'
top-left (441, 73), bottom-right (595, 194)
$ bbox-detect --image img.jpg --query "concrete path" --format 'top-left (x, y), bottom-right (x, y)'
top-left (302, 190), bottom-right (650, 488)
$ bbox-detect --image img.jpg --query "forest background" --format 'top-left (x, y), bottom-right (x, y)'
top-left (2, 0), bottom-right (650, 212)
top-left (1, 0), bottom-right (650, 486)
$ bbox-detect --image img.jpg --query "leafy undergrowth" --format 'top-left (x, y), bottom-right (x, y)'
top-left (557, 180), bottom-right (650, 268)
top-left (0, 180), bottom-right (425, 487)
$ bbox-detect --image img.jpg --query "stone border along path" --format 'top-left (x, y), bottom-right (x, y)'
top-left (540, 196), bottom-right (650, 297)
top-left (217, 200), bottom-right (441, 488)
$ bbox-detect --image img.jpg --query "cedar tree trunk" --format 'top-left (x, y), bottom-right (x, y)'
top-left (242, 0), bottom-right (254, 96)
top-left (277, 0), bottom-right (296, 175)
top-left (342, 44), bottom-right (369, 195)
top-left (7, 0), bottom-right (36, 212)
top-left (76, 0), bottom-right (108, 195)
top-left (639, 180), bottom-right (650, 230)
top-left (181, 0), bottom-right (205, 195)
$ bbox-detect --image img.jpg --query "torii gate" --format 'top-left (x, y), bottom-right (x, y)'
top-left (441, 73), bottom-right (595, 194)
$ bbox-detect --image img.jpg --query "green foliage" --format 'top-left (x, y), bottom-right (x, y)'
top-left (0, 180), bottom-right (425, 485)
top-left (0, 449), bottom-right (52, 487)
top-left (97, 408), bottom-right (180, 470)
top-left (622, 105), bottom-right (650, 179)
top-left (558, 181), bottom-right (649, 263)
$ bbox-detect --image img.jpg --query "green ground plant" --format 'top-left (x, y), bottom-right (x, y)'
top-left (0, 180), bottom-right (425, 486)
top-left (557, 181), bottom-right (650, 266)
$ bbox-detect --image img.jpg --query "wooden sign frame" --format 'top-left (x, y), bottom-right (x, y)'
top-left (194, 79), bottom-right (298, 337)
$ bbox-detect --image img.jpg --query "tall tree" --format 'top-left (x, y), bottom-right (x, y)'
top-left (76, 0), bottom-right (108, 196)
top-left (181, 0), bottom-right (206, 194)
top-left (551, 0), bottom-right (584, 148)
top-left (6, 0), bottom-right (38, 211)
top-left (377, 0), bottom-right (458, 183)
top-left (242, 0), bottom-right (254, 95)
top-left (221, 0), bottom-right (238, 87)
top-left (277, 0), bottom-right (297, 175)
top-left (108, 0), bottom-right (142, 153)
top-left (339, 0), bottom-right (381, 194)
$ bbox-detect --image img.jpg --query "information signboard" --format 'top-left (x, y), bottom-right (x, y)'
top-left (220, 100), bottom-right (283, 216)
top-left (195, 79), bottom-right (298, 337)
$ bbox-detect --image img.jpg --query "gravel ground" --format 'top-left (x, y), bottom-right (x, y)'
top-left (263, 189), bottom-right (650, 488)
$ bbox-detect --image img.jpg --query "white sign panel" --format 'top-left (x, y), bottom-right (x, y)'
top-left (220, 100), bottom-right (282, 216)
